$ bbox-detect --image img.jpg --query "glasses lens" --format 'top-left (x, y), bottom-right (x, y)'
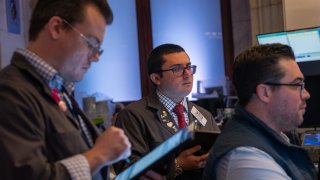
top-left (86, 37), bottom-right (102, 55)
top-left (191, 65), bottom-right (197, 74)
top-left (98, 49), bottom-right (103, 56)
top-left (171, 66), bottom-right (183, 76)
top-left (178, 65), bottom-right (197, 76)
top-left (167, 65), bottom-right (197, 76)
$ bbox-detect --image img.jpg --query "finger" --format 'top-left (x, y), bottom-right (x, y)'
top-left (184, 145), bottom-right (201, 155)
top-left (145, 170), bottom-right (162, 180)
top-left (200, 160), bottom-right (206, 168)
top-left (199, 153), bottom-right (209, 161)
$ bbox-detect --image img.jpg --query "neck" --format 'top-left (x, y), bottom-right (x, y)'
top-left (245, 100), bottom-right (281, 133)
top-left (157, 89), bottom-right (184, 103)
top-left (26, 33), bottom-right (63, 72)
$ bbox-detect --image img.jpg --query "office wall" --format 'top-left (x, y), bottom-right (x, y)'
top-left (250, 0), bottom-right (284, 45)
top-left (150, 0), bottom-right (225, 98)
top-left (230, 0), bottom-right (284, 56)
top-left (0, 0), bottom-right (35, 69)
top-left (283, 0), bottom-right (320, 30)
top-left (75, 0), bottom-right (141, 103)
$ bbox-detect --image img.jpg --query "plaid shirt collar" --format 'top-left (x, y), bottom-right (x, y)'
top-left (156, 90), bottom-right (188, 113)
top-left (16, 48), bottom-right (74, 94)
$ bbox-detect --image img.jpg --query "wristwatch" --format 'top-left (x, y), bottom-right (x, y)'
top-left (175, 158), bottom-right (183, 176)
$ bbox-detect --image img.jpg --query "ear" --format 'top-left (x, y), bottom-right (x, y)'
top-left (150, 73), bottom-right (161, 85)
top-left (255, 84), bottom-right (272, 103)
top-left (47, 16), bottom-right (64, 39)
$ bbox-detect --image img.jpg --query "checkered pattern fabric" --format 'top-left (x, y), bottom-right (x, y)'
top-left (60, 155), bottom-right (91, 180)
top-left (16, 48), bottom-right (92, 179)
top-left (16, 48), bottom-right (74, 93)
top-left (157, 90), bottom-right (189, 125)
top-left (61, 91), bottom-right (94, 147)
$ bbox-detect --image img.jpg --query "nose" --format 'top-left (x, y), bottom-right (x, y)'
top-left (302, 88), bottom-right (311, 100)
top-left (89, 53), bottom-right (100, 62)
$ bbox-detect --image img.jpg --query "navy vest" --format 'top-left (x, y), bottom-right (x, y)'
top-left (203, 107), bottom-right (317, 180)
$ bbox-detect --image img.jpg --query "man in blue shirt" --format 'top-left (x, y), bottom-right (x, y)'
top-left (203, 43), bottom-right (317, 180)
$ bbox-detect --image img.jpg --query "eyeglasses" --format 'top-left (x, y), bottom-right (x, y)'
top-left (264, 82), bottom-right (305, 97)
top-left (62, 19), bottom-right (103, 57)
top-left (160, 65), bottom-right (197, 77)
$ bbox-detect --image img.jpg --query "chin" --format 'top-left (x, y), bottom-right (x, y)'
top-left (180, 90), bottom-right (192, 97)
top-left (73, 75), bottom-right (85, 82)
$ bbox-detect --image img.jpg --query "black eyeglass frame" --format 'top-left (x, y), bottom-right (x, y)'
top-left (61, 19), bottom-right (103, 57)
top-left (264, 82), bottom-right (305, 97)
top-left (159, 65), bottom-right (197, 77)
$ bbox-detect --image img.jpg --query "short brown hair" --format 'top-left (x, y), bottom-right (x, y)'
top-left (29, 0), bottom-right (113, 41)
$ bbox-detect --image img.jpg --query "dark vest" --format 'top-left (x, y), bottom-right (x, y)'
top-left (203, 107), bottom-right (317, 180)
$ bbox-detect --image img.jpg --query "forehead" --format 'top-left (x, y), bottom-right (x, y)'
top-left (77, 5), bottom-right (106, 42)
top-left (162, 52), bottom-right (190, 67)
top-left (278, 58), bottom-right (304, 82)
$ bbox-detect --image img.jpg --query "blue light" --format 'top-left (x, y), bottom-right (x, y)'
top-left (150, 0), bottom-right (226, 99)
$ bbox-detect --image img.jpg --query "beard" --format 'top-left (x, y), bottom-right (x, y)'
top-left (270, 101), bottom-right (304, 132)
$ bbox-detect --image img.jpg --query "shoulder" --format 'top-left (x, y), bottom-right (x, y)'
top-left (0, 55), bottom-right (42, 93)
top-left (122, 98), bottom-right (151, 116)
top-left (124, 93), bottom-right (161, 113)
top-left (115, 96), bottom-right (158, 126)
top-left (215, 146), bottom-right (290, 180)
top-left (0, 67), bottom-right (38, 102)
top-left (125, 98), bottom-right (148, 109)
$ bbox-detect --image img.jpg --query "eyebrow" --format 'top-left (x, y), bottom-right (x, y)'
top-left (86, 35), bottom-right (101, 45)
top-left (290, 77), bottom-right (304, 83)
top-left (168, 62), bottom-right (191, 68)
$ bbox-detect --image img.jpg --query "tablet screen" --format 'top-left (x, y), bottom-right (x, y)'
top-left (115, 123), bottom-right (195, 180)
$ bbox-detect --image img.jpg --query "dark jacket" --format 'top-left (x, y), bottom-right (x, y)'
top-left (203, 106), bottom-right (317, 180)
top-left (0, 53), bottom-right (107, 179)
top-left (114, 92), bottom-right (220, 180)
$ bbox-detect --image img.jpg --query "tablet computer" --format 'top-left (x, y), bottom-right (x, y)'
top-left (115, 123), bottom-right (195, 180)
top-left (189, 130), bottom-right (220, 155)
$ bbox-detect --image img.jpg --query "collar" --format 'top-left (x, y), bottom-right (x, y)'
top-left (235, 106), bottom-right (292, 145)
top-left (156, 90), bottom-right (188, 113)
top-left (16, 48), bottom-right (74, 94)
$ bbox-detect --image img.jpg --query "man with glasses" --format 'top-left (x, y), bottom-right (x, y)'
top-left (203, 43), bottom-right (317, 180)
top-left (0, 0), bottom-right (132, 179)
top-left (113, 43), bottom-right (219, 179)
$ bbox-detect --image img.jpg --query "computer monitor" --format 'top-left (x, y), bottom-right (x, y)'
top-left (257, 27), bottom-right (320, 76)
top-left (301, 76), bottom-right (320, 128)
top-left (302, 131), bottom-right (320, 164)
top-left (303, 132), bottom-right (320, 146)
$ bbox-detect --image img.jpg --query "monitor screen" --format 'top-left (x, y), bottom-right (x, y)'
top-left (257, 32), bottom-right (289, 46)
top-left (257, 27), bottom-right (320, 76)
top-left (257, 27), bottom-right (320, 63)
top-left (303, 132), bottom-right (320, 146)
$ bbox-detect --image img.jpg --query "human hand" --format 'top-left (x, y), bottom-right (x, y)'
top-left (176, 145), bottom-right (208, 170)
top-left (83, 126), bottom-right (131, 174)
